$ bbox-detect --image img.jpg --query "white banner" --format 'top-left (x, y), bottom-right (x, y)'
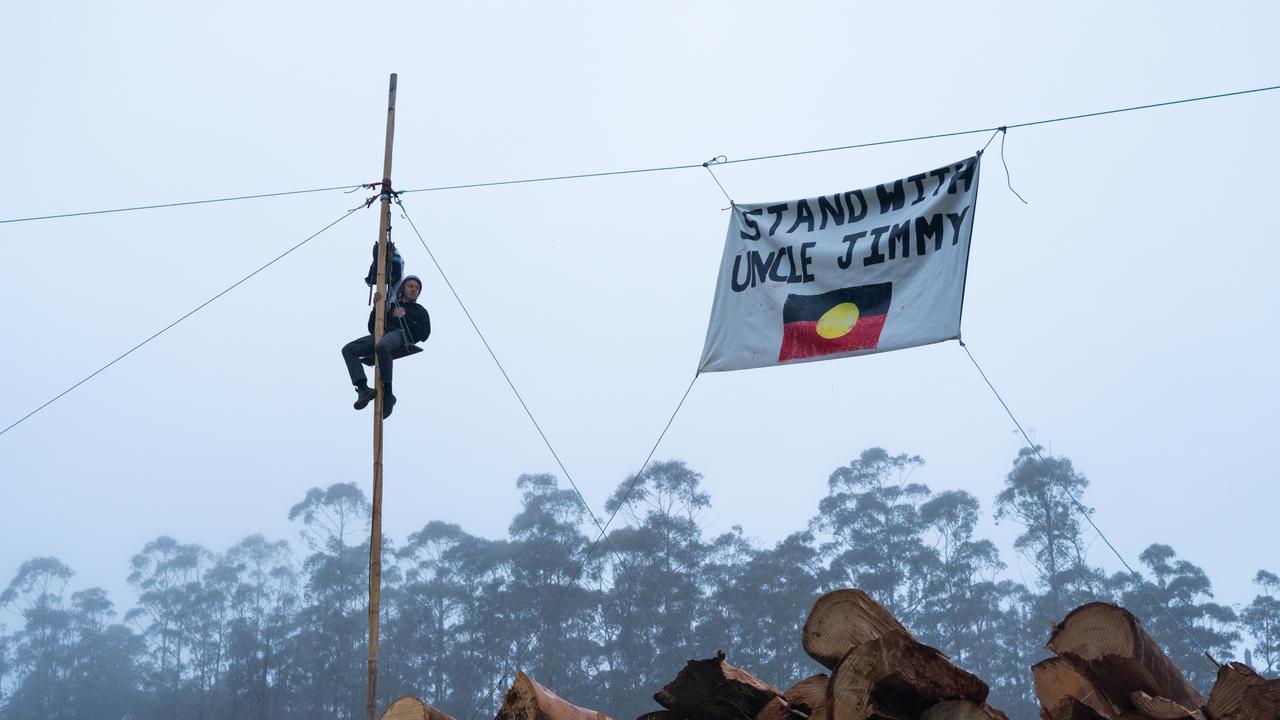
top-left (698, 155), bottom-right (981, 373)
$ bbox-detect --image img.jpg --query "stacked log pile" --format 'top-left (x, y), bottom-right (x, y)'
top-left (381, 590), bottom-right (1278, 720)
top-left (1031, 602), bottom-right (1278, 720)
top-left (647, 589), bottom-right (1006, 720)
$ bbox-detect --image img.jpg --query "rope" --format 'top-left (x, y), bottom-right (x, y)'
top-left (396, 196), bottom-right (700, 717)
top-left (535, 371), bottom-right (706, 620)
top-left (0, 184), bottom-right (362, 225)
top-left (702, 156), bottom-right (734, 207)
top-left (392, 198), bottom-right (674, 617)
top-left (399, 84), bottom-right (1280, 195)
top-left (958, 340), bottom-right (1214, 666)
top-left (0, 205), bottom-right (362, 438)
top-left (392, 197), bottom-right (619, 562)
top-left (460, 373), bottom-right (699, 720)
top-left (2, 84), bottom-right (1276, 225)
top-left (998, 130), bottom-right (1029, 205)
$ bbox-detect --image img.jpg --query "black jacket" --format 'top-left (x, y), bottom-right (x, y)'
top-left (368, 300), bottom-right (431, 344)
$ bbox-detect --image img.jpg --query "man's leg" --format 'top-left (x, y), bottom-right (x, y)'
top-left (342, 336), bottom-right (377, 410)
top-left (374, 331), bottom-right (407, 418)
top-left (373, 331), bottom-right (407, 388)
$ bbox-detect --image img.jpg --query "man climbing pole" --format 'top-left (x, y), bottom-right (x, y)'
top-left (341, 274), bottom-right (430, 419)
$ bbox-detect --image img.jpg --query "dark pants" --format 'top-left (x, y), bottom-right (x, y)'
top-left (342, 331), bottom-right (408, 387)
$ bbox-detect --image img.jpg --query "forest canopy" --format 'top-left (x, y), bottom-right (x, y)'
top-left (2, 448), bottom-right (1275, 720)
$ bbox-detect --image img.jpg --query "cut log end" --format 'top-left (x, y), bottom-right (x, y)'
top-left (383, 696), bottom-right (429, 720)
top-left (497, 671), bottom-right (612, 720)
top-left (1046, 602), bottom-right (1203, 711)
top-left (827, 632), bottom-right (990, 720)
top-left (382, 696), bottom-right (457, 720)
top-left (1032, 656), bottom-right (1120, 719)
top-left (802, 589), bottom-right (914, 670)
top-left (783, 674), bottom-right (830, 720)
top-left (1206, 662), bottom-right (1280, 720)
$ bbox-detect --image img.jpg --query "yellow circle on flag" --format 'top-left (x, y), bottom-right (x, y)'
top-left (816, 302), bottom-right (860, 339)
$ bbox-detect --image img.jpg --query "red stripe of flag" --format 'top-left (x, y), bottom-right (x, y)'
top-left (777, 313), bottom-right (887, 363)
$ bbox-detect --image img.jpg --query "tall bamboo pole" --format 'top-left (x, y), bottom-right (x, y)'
top-left (368, 72), bottom-right (397, 720)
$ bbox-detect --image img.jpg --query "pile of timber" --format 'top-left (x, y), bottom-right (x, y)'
top-left (648, 589), bottom-right (1005, 720)
top-left (381, 590), bottom-right (1278, 720)
top-left (1032, 602), bottom-right (1279, 720)
top-left (384, 672), bottom-right (613, 720)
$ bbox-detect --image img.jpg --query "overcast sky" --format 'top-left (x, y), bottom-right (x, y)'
top-left (2, 1), bottom-right (1277, 616)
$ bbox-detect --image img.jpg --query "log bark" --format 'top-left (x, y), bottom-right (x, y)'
top-left (654, 651), bottom-right (783, 720)
top-left (1046, 603), bottom-right (1203, 711)
top-left (1128, 691), bottom-right (1204, 720)
top-left (919, 700), bottom-right (1009, 720)
top-left (826, 632), bottom-right (989, 720)
top-left (1031, 657), bottom-right (1121, 719)
top-left (803, 590), bottom-right (914, 670)
top-left (497, 671), bottom-right (612, 720)
top-left (1205, 662), bottom-right (1280, 720)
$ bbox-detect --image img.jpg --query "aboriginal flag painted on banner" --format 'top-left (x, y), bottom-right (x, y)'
top-left (778, 282), bottom-right (892, 362)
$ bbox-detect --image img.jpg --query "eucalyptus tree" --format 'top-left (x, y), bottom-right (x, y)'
top-left (210, 534), bottom-right (299, 720)
top-left (503, 473), bottom-right (601, 705)
top-left (811, 448), bottom-right (939, 626)
top-left (386, 518), bottom-right (517, 718)
top-left (63, 588), bottom-right (143, 720)
top-left (915, 491), bottom-right (1004, 664)
top-left (288, 483), bottom-right (372, 719)
top-left (700, 529), bottom-right (824, 687)
top-left (994, 447), bottom-right (1104, 626)
top-left (384, 520), bottom-right (474, 710)
top-left (600, 460), bottom-right (712, 719)
top-left (126, 537), bottom-right (212, 718)
top-left (0, 557), bottom-right (75, 719)
top-left (1241, 570), bottom-right (1280, 677)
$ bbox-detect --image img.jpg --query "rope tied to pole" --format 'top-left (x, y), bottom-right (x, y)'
top-left (362, 181), bottom-right (401, 209)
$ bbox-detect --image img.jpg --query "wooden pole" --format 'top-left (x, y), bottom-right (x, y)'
top-left (368, 72), bottom-right (397, 720)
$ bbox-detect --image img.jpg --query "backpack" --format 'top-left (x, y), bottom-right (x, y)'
top-left (364, 241), bottom-right (405, 294)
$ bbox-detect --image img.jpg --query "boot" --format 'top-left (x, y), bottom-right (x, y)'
top-left (353, 381), bottom-right (376, 410)
top-left (382, 383), bottom-right (396, 419)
